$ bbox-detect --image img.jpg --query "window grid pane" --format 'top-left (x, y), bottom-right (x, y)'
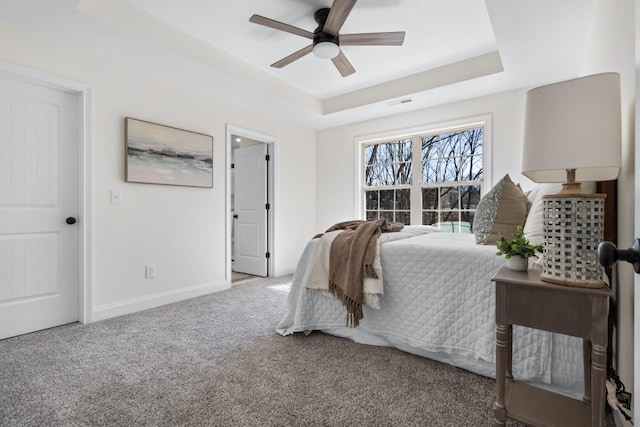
top-left (421, 184), bottom-right (479, 233)
top-left (364, 125), bottom-right (483, 232)
top-left (364, 139), bottom-right (413, 187)
top-left (364, 189), bottom-right (412, 225)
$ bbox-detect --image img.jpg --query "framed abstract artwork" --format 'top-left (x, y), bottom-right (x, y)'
top-left (125, 117), bottom-right (213, 188)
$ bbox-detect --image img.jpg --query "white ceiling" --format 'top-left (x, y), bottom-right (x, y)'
top-left (0, 0), bottom-right (597, 129)
top-left (128, 0), bottom-right (498, 100)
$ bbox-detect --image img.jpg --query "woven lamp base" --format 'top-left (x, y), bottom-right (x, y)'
top-left (541, 191), bottom-right (607, 288)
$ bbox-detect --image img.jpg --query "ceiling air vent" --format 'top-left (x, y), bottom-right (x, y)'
top-left (387, 98), bottom-right (413, 106)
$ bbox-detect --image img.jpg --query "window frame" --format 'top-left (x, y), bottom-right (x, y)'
top-left (354, 115), bottom-right (492, 228)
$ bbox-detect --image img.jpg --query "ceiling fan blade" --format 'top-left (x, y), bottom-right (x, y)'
top-left (331, 50), bottom-right (356, 77)
top-left (271, 45), bottom-right (314, 68)
top-left (340, 31), bottom-right (405, 46)
top-left (250, 15), bottom-right (314, 39)
top-left (324, 0), bottom-right (358, 36)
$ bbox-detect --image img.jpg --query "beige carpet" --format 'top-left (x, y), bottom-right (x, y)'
top-left (0, 275), bottom-right (616, 426)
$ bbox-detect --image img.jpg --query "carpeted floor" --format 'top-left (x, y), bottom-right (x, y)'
top-left (0, 275), bottom-right (616, 426)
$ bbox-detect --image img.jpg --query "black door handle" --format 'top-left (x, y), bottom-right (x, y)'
top-left (598, 239), bottom-right (640, 273)
top-left (233, 214), bottom-right (238, 219)
top-left (66, 217), bottom-right (77, 225)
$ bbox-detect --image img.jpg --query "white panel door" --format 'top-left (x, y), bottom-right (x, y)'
top-left (0, 74), bottom-right (79, 339)
top-left (233, 144), bottom-right (268, 277)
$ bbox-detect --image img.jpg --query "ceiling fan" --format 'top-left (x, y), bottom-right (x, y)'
top-left (249, 0), bottom-right (405, 77)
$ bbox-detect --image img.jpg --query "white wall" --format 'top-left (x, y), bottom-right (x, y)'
top-left (316, 88), bottom-right (528, 231)
top-left (0, 22), bottom-right (316, 320)
top-left (581, 0), bottom-right (636, 407)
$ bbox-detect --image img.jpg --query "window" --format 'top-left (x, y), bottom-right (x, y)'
top-left (361, 122), bottom-right (486, 232)
top-left (364, 139), bottom-right (412, 224)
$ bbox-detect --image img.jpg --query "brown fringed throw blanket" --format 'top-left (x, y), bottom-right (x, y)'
top-left (321, 219), bottom-right (404, 327)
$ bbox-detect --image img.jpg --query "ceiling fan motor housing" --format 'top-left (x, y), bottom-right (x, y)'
top-left (313, 31), bottom-right (339, 47)
top-left (313, 8), bottom-right (339, 47)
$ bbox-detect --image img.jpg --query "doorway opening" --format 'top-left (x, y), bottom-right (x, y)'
top-left (226, 125), bottom-right (275, 284)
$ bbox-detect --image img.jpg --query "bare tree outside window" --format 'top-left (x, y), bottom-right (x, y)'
top-left (421, 128), bottom-right (483, 232)
top-left (362, 126), bottom-right (484, 231)
top-left (363, 139), bottom-right (412, 224)
top-left (364, 139), bottom-right (412, 186)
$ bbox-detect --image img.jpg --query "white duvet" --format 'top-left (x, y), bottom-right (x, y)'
top-left (277, 229), bottom-right (585, 398)
top-left (305, 226), bottom-right (439, 309)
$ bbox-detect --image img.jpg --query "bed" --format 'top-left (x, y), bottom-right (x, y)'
top-left (277, 177), bottom-right (616, 400)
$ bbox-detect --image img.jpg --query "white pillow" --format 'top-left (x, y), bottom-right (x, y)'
top-left (523, 181), bottom-right (597, 247)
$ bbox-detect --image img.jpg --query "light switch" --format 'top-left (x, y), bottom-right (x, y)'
top-left (110, 191), bottom-right (121, 204)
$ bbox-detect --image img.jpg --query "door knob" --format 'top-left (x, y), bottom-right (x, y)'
top-left (597, 239), bottom-right (640, 273)
top-left (66, 217), bottom-right (77, 225)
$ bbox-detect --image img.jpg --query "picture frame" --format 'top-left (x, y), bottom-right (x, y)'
top-left (125, 117), bottom-right (213, 188)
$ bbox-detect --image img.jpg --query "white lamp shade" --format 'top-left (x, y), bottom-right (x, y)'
top-left (522, 72), bottom-right (621, 183)
top-left (313, 41), bottom-right (340, 59)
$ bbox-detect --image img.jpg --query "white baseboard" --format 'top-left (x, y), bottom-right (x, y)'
top-left (90, 280), bottom-right (229, 322)
top-left (273, 265), bottom-right (296, 277)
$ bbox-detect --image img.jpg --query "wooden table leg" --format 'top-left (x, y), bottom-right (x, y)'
top-left (591, 343), bottom-right (607, 427)
top-left (583, 339), bottom-right (591, 403)
top-left (591, 295), bottom-right (608, 427)
top-left (506, 325), bottom-right (513, 380)
top-left (495, 323), bottom-right (508, 426)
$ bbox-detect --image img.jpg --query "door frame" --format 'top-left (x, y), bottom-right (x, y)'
top-left (0, 60), bottom-right (92, 324)
top-left (226, 124), bottom-right (275, 283)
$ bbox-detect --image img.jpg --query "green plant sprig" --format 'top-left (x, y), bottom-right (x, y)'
top-left (495, 226), bottom-right (543, 259)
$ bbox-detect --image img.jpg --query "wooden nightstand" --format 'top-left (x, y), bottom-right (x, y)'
top-left (491, 266), bottom-right (612, 427)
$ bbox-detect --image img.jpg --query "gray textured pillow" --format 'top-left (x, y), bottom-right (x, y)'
top-left (473, 174), bottom-right (528, 244)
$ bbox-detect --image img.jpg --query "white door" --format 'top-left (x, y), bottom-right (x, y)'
top-left (0, 74), bottom-right (80, 339)
top-left (233, 143), bottom-right (268, 277)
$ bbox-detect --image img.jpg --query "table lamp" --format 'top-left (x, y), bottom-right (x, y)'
top-left (522, 72), bottom-right (621, 287)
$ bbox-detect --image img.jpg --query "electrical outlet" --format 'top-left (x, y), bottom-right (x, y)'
top-left (145, 264), bottom-right (156, 279)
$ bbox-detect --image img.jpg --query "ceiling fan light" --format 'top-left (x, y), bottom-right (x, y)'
top-left (313, 41), bottom-right (339, 59)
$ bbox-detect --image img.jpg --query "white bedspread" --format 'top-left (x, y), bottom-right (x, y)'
top-left (305, 226), bottom-right (439, 309)
top-left (277, 231), bottom-right (584, 398)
